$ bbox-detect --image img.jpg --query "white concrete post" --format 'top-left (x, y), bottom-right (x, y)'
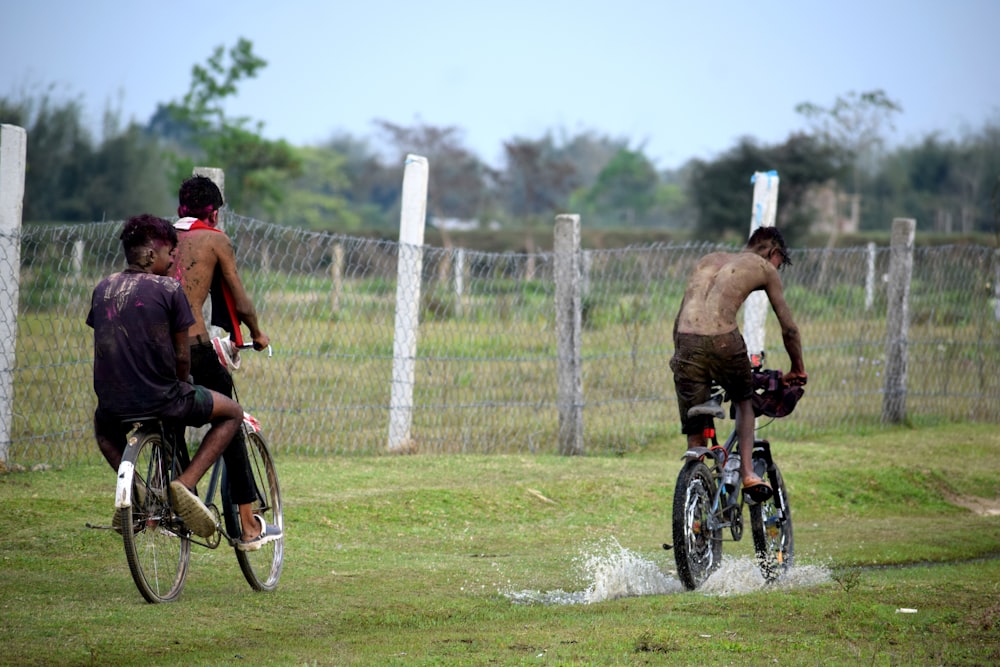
top-left (453, 248), bottom-right (465, 318)
top-left (993, 249), bottom-right (1000, 322)
top-left (388, 154), bottom-right (428, 453)
top-left (743, 170), bottom-right (779, 358)
top-left (330, 242), bottom-right (344, 314)
top-left (883, 218), bottom-right (915, 423)
top-left (72, 239), bottom-right (85, 279)
top-left (0, 124), bottom-right (27, 468)
top-left (554, 214), bottom-right (584, 455)
top-left (865, 241), bottom-right (877, 311)
top-left (580, 249), bottom-right (592, 298)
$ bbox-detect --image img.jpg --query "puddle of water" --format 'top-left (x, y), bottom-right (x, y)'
top-left (500, 536), bottom-right (831, 604)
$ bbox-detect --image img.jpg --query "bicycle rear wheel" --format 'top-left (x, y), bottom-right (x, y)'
top-left (232, 429), bottom-right (284, 591)
top-left (121, 430), bottom-right (191, 603)
top-left (749, 455), bottom-right (793, 583)
top-left (672, 460), bottom-right (722, 590)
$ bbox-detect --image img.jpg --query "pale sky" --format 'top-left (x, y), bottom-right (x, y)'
top-left (2, 0), bottom-right (998, 169)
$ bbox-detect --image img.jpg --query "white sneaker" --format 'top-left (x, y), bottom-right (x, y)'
top-left (237, 515), bottom-right (282, 552)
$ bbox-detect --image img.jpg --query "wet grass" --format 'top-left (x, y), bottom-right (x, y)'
top-left (1, 422), bottom-right (999, 665)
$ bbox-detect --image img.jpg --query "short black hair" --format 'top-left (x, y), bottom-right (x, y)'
top-left (177, 176), bottom-right (224, 219)
top-left (747, 226), bottom-right (792, 268)
top-left (120, 214), bottom-right (176, 264)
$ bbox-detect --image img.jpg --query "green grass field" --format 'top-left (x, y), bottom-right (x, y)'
top-left (2, 423), bottom-right (998, 665)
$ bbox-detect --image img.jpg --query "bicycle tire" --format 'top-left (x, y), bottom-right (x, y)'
top-left (672, 460), bottom-right (722, 590)
top-left (749, 455), bottom-right (793, 583)
top-left (121, 430), bottom-right (191, 603)
top-left (233, 429), bottom-right (284, 591)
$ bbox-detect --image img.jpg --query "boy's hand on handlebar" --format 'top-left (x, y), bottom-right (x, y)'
top-left (252, 333), bottom-right (270, 351)
top-left (784, 370), bottom-right (808, 386)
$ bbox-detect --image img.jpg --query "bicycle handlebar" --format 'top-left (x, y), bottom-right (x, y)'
top-left (237, 343), bottom-right (273, 358)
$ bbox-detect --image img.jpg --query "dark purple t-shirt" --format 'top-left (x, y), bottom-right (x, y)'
top-left (86, 270), bottom-right (196, 416)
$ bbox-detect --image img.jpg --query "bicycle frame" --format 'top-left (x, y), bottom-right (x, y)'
top-left (680, 404), bottom-right (747, 541)
top-left (115, 413), bottom-right (263, 548)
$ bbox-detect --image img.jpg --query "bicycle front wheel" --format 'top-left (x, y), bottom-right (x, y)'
top-left (121, 431), bottom-right (191, 603)
top-left (749, 456), bottom-right (793, 583)
top-left (672, 460), bottom-right (722, 590)
top-left (233, 430), bottom-right (284, 591)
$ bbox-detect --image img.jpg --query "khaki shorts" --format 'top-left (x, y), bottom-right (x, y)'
top-left (670, 330), bottom-right (753, 435)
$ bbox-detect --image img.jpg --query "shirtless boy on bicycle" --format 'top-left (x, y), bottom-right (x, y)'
top-left (670, 226), bottom-right (807, 500)
top-left (170, 176), bottom-right (278, 551)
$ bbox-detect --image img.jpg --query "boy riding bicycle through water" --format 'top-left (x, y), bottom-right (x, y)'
top-left (88, 215), bottom-right (277, 549)
top-left (670, 226), bottom-right (807, 500)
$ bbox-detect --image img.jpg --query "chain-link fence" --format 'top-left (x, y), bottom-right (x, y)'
top-left (7, 215), bottom-right (1000, 465)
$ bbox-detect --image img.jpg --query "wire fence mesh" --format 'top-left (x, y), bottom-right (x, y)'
top-left (8, 215), bottom-right (1000, 466)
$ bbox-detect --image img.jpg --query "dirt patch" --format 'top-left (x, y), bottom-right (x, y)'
top-left (942, 490), bottom-right (1000, 516)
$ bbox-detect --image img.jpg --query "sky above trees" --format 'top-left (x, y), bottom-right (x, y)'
top-left (2, 0), bottom-right (999, 170)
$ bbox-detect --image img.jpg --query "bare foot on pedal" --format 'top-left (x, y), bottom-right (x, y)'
top-left (742, 475), bottom-right (773, 502)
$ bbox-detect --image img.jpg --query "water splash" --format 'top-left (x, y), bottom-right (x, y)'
top-left (501, 536), bottom-right (831, 605)
top-left (698, 555), bottom-right (831, 596)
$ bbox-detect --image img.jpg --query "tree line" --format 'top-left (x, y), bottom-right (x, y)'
top-left (2, 39), bottom-right (998, 246)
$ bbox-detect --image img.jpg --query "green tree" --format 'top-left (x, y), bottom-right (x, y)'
top-left (686, 134), bottom-right (838, 243)
top-left (501, 135), bottom-right (579, 220)
top-left (577, 148), bottom-right (659, 226)
top-left (1, 89), bottom-right (168, 222)
top-left (272, 146), bottom-right (361, 231)
top-left (796, 89), bottom-right (902, 188)
top-left (153, 38), bottom-right (301, 217)
top-left (374, 119), bottom-right (496, 224)
top-left (323, 132), bottom-right (401, 228)
top-left (1, 90), bottom-right (92, 221)
top-left (871, 119), bottom-right (1000, 235)
top-left (796, 89), bottom-right (902, 233)
top-left (81, 117), bottom-right (171, 220)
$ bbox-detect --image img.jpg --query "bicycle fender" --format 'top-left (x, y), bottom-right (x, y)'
top-left (115, 429), bottom-right (143, 509)
top-left (681, 446), bottom-right (713, 462)
top-left (115, 460), bottom-right (135, 509)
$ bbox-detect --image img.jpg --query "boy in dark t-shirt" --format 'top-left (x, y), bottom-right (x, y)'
top-left (88, 215), bottom-right (278, 548)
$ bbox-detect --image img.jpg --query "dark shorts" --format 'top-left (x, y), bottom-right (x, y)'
top-left (94, 384), bottom-right (215, 446)
top-left (670, 329), bottom-right (753, 435)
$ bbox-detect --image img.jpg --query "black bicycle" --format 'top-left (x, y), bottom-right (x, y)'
top-left (113, 344), bottom-right (283, 603)
top-left (666, 352), bottom-right (803, 591)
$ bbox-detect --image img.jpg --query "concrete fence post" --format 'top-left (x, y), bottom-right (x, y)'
top-left (865, 241), bottom-right (877, 311)
top-left (330, 242), bottom-right (344, 314)
top-left (453, 248), bottom-right (465, 318)
top-left (993, 248), bottom-right (1000, 322)
top-left (72, 239), bottom-right (85, 279)
top-left (743, 170), bottom-right (779, 357)
top-left (554, 214), bottom-right (583, 456)
top-left (883, 218), bottom-right (916, 423)
top-left (0, 124), bottom-right (27, 468)
top-left (387, 154), bottom-right (428, 453)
